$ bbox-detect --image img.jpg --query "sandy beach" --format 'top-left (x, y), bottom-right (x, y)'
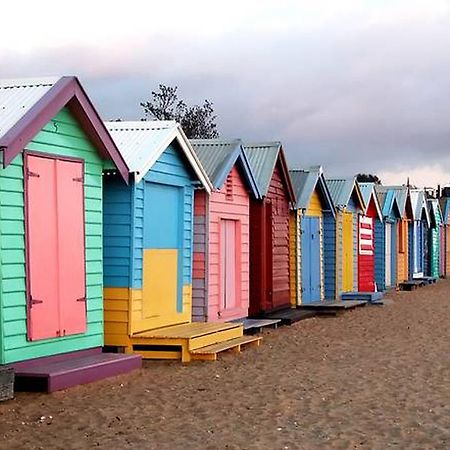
top-left (0, 280), bottom-right (449, 450)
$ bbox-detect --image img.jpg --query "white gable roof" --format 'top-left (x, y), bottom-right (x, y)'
top-left (105, 120), bottom-right (212, 191)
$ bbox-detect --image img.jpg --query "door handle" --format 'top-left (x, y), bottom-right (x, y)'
top-left (29, 296), bottom-right (43, 306)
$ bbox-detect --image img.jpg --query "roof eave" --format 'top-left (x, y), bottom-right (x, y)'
top-left (0, 76), bottom-right (129, 183)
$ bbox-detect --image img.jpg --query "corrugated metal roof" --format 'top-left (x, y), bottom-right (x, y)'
top-left (326, 178), bottom-right (356, 208)
top-left (243, 142), bottom-right (281, 196)
top-left (439, 197), bottom-right (450, 224)
top-left (105, 120), bottom-right (212, 191)
top-left (0, 77), bottom-right (60, 141)
top-left (409, 189), bottom-right (429, 222)
top-left (384, 185), bottom-right (408, 215)
top-left (190, 139), bottom-right (241, 188)
top-left (358, 182), bottom-right (382, 219)
top-left (428, 198), bottom-right (442, 224)
top-left (289, 166), bottom-right (320, 209)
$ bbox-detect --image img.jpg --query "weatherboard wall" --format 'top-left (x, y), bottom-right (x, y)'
top-left (0, 108), bottom-right (104, 364)
top-left (192, 165), bottom-right (250, 322)
top-left (103, 143), bottom-right (195, 346)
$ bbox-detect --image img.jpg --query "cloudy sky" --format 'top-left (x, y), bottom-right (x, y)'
top-left (3, 0), bottom-right (450, 187)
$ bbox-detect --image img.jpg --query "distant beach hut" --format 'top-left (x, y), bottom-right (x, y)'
top-left (289, 166), bottom-right (336, 304)
top-left (390, 186), bottom-right (413, 284)
top-left (439, 195), bottom-right (450, 277)
top-left (357, 183), bottom-right (383, 292)
top-left (427, 199), bottom-right (443, 279)
top-left (375, 186), bottom-right (402, 290)
top-left (244, 143), bottom-right (296, 317)
top-left (190, 139), bottom-right (261, 322)
top-left (0, 77), bottom-right (140, 391)
top-left (326, 178), bottom-right (365, 297)
top-left (408, 189), bottom-right (430, 279)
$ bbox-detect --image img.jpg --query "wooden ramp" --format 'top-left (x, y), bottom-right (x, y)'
top-left (341, 291), bottom-right (384, 304)
top-left (399, 280), bottom-right (425, 291)
top-left (298, 300), bottom-right (367, 315)
top-left (13, 349), bottom-right (141, 393)
top-left (231, 318), bottom-right (281, 334)
top-left (263, 308), bottom-right (317, 325)
top-left (129, 322), bottom-right (261, 362)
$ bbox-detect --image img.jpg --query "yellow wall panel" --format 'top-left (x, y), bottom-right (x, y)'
top-left (342, 211), bottom-right (353, 291)
top-left (306, 189), bottom-right (323, 217)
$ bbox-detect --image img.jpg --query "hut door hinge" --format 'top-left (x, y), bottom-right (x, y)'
top-left (29, 295), bottom-right (43, 306)
top-left (26, 169), bottom-right (40, 178)
top-left (76, 297), bottom-right (87, 303)
top-left (72, 177), bottom-right (83, 183)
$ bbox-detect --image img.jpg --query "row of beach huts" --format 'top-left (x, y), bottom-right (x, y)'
top-left (0, 76), bottom-right (448, 395)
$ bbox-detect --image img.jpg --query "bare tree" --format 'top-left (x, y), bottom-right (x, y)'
top-left (140, 84), bottom-right (219, 139)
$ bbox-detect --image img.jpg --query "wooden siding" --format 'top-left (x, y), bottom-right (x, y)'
top-left (429, 224), bottom-right (440, 278)
top-left (374, 219), bottom-right (386, 291)
top-left (267, 163), bottom-right (291, 310)
top-left (103, 176), bottom-right (132, 288)
top-left (0, 108), bottom-right (104, 364)
top-left (358, 199), bottom-right (376, 292)
top-left (103, 143), bottom-right (195, 338)
top-left (447, 226), bottom-right (450, 275)
top-left (352, 213), bottom-right (358, 291)
top-left (306, 189), bottom-right (323, 217)
top-left (323, 212), bottom-right (336, 300)
top-left (397, 219), bottom-right (409, 283)
top-left (289, 210), bottom-right (299, 306)
top-left (205, 166), bottom-right (250, 321)
top-left (192, 189), bottom-right (208, 321)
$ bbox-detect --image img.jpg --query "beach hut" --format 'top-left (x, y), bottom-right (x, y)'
top-left (189, 139), bottom-right (261, 322)
top-left (390, 186), bottom-right (413, 284)
top-left (103, 122), bottom-right (260, 361)
top-left (289, 166), bottom-right (335, 305)
top-left (408, 189), bottom-right (430, 279)
top-left (439, 195), bottom-right (450, 277)
top-left (326, 178), bottom-right (365, 297)
top-left (375, 186), bottom-right (402, 289)
top-left (427, 199), bottom-right (443, 279)
top-left (244, 143), bottom-right (296, 317)
top-left (0, 76), bottom-right (141, 391)
top-left (357, 183), bottom-right (383, 292)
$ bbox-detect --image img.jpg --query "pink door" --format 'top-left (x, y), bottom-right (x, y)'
top-left (57, 159), bottom-right (86, 336)
top-left (26, 156), bottom-right (60, 340)
top-left (26, 154), bottom-right (86, 341)
top-left (220, 220), bottom-right (239, 313)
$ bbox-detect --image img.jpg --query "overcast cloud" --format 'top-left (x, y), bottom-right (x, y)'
top-left (2, 0), bottom-right (450, 187)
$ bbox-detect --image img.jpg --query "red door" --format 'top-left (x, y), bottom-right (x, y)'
top-left (358, 215), bottom-right (375, 292)
top-left (26, 154), bottom-right (86, 341)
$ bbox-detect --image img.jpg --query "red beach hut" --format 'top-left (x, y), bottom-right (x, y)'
top-left (244, 143), bottom-right (296, 317)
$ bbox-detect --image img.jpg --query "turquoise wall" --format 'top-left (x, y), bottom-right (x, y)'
top-left (0, 108), bottom-right (105, 364)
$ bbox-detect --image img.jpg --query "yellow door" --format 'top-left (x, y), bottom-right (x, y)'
top-left (342, 212), bottom-right (354, 291)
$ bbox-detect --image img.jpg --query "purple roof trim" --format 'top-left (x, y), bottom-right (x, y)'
top-left (0, 76), bottom-right (129, 183)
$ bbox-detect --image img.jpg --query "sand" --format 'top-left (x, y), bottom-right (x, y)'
top-left (0, 280), bottom-right (449, 450)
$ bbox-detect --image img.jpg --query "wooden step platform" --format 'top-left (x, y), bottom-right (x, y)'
top-left (263, 308), bottom-right (317, 325)
top-left (127, 322), bottom-right (260, 362)
top-left (420, 276), bottom-right (438, 284)
top-left (13, 349), bottom-right (141, 393)
top-left (298, 299), bottom-right (367, 314)
top-left (231, 318), bottom-right (281, 334)
top-left (190, 336), bottom-right (262, 361)
top-left (341, 291), bottom-right (384, 303)
top-left (399, 279), bottom-right (425, 291)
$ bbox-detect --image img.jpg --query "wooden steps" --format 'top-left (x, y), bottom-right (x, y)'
top-left (190, 336), bottom-right (262, 361)
top-left (341, 291), bottom-right (384, 303)
top-left (127, 322), bottom-right (261, 362)
top-left (13, 350), bottom-right (141, 393)
top-left (399, 280), bottom-right (425, 291)
top-left (298, 299), bottom-right (367, 314)
top-left (231, 318), bottom-right (281, 334)
top-left (263, 308), bottom-right (317, 325)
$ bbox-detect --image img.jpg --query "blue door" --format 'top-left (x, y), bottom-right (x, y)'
top-left (301, 217), bottom-right (321, 304)
top-left (391, 222), bottom-right (397, 286)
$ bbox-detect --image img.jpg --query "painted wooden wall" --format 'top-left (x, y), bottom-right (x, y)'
top-left (323, 212), bottom-right (336, 299)
top-left (446, 226), bottom-right (450, 276)
top-left (397, 219), bottom-right (409, 283)
top-left (269, 163), bottom-right (291, 309)
top-left (249, 162), bottom-right (291, 315)
top-left (289, 210), bottom-right (299, 307)
top-left (429, 211), bottom-right (441, 279)
top-left (0, 108), bottom-right (104, 364)
top-left (103, 144), bottom-right (195, 347)
top-left (358, 199), bottom-right (376, 292)
top-left (192, 165), bottom-right (250, 322)
top-left (374, 219), bottom-right (385, 291)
